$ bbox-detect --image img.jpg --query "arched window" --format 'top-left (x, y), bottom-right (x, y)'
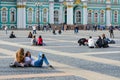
top-left (10, 8), bottom-right (16, 22)
top-left (88, 10), bottom-right (92, 23)
top-left (43, 8), bottom-right (48, 23)
top-left (27, 8), bottom-right (33, 23)
top-left (114, 0), bottom-right (118, 4)
top-left (35, 8), bottom-right (40, 23)
top-left (75, 11), bottom-right (81, 23)
top-left (54, 0), bottom-right (59, 2)
top-left (54, 10), bottom-right (59, 24)
top-left (95, 0), bottom-right (98, 3)
top-left (100, 10), bottom-right (105, 24)
top-left (94, 11), bottom-right (98, 23)
top-left (114, 11), bottom-right (118, 23)
top-left (100, 0), bottom-right (104, 3)
top-left (2, 8), bottom-right (8, 22)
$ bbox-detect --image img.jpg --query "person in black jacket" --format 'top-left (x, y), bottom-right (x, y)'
top-left (96, 36), bottom-right (102, 48)
top-left (109, 24), bottom-right (114, 38)
top-left (78, 38), bottom-right (88, 46)
top-left (9, 31), bottom-right (16, 38)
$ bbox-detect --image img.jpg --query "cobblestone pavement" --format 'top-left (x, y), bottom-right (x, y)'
top-left (0, 30), bottom-right (120, 80)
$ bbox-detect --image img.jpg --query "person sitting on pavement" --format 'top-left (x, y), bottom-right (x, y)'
top-left (78, 38), bottom-right (88, 46)
top-left (102, 34), bottom-right (109, 48)
top-left (28, 32), bottom-right (33, 38)
top-left (9, 48), bottom-right (26, 67)
top-left (95, 36), bottom-right (102, 48)
top-left (9, 31), bottom-right (16, 38)
top-left (88, 36), bottom-right (95, 48)
top-left (58, 29), bottom-right (62, 34)
top-left (24, 51), bottom-right (54, 68)
top-left (31, 35), bottom-right (37, 46)
top-left (37, 35), bottom-right (43, 46)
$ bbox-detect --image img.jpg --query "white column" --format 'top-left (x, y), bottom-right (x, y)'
top-left (106, 0), bottom-right (111, 27)
top-left (49, 0), bottom-right (54, 24)
top-left (67, 1), bottom-right (73, 25)
top-left (17, 1), bottom-right (26, 29)
top-left (82, 1), bottom-right (88, 25)
top-left (59, 0), bottom-right (64, 24)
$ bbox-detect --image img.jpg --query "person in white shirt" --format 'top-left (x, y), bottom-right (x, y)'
top-left (24, 51), bottom-right (54, 68)
top-left (32, 25), bottom-right (37, 34)
top-left (4, 26), bottom-right (8, 34)
top-left (88, 36), bottom-right (95, 48)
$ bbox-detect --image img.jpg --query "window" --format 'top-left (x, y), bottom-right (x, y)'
top-left (114, 0), bottom-right (118, 4)
top-left (88, 10), bottom-right (92, 23)
top-left (54, 0), bottom-right (59, 2)
top-left (10, 8), bottom-right (16, 22)
top-left (27, 8), bottom-right (33, 23)
top-left (100, 10), bottom-right (105, 24)
top-left (76, 11), bottom-right (81, 23)
top-left (35, 9), bottom-right (40, 23)
top-left (2, 8), bottom-right (8, 22)
top-left (114, 11), bottom-right (118, 23)
top-left (43, 8), bottom-right (48, 23)
top-left (95, 0), bottom-right (98, 3)
top-left (100, 0), bottom-right (104, 3)
top-left (94, 12), bottom-right (98, 23)
top-left (54, 10), bottom-right (59, 24)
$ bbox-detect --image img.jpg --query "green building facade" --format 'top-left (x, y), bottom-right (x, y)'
top-left (0, 0), bottom-right (120, 29)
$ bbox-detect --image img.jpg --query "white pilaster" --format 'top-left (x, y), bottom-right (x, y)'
top-left (106, 0), bottom-right (111, 27)
top-left (82, 1), bottom-right (88, 25)
top-left (17, 1), bottom-right (26, 29)
top-left (59, 0), bottom-right (64, 24)
top-left (67, 0), bottom-right (73, 25)
top-left (49, 0), bottom-right (54, 24)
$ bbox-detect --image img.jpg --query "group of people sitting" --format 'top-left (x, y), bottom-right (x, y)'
top-left (78, 33), bottom-right (111, 48)
top-left (27, 32), bottom-right (44, 46)
top-left (31, 35), bottom-right (43, 46)
top-left (10, 48), bottom-right (53, 68)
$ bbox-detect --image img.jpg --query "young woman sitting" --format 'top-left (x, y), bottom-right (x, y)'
top-left (37, 35), bottom-right (43, 46)
top-left (28, 32), bottom-right (33, 38)
top-left (31, 35), bottom-right (37, 46)
top-left (9, 48), bottom-right (26, 67)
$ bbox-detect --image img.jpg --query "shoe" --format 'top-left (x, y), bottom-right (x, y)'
top-left (9, 63), bottom-right (16, 67)
top-left (49, 65), bottom-right (54, 69)
top-left (42, 54), bottom-right (45, 58)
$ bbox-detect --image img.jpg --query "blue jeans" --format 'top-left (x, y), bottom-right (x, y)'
top-left (34, 52), bottom-right (49, 67)
top-left (33, 30), bottom-right (36, 34)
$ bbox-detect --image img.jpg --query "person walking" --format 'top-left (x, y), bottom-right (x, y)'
top-left (109, 24), bottom-right (114, 38)
top-left (32, 25), bottom-right (37, 34)
top-left (4, 26), bottom-right (8, 34)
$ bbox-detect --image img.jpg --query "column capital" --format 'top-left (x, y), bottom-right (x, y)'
top-left (17, 5), bottom-right (26, 8)
top-left (106, 8), bottom-right (111, 10)
top-left (106, 0), bottom-right (111, 4)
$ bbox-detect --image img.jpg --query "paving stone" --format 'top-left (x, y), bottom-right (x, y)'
top-left (0, 30), bottom-right (120, 80)
top-left (89, 53), bottom-right (120, 61)
top-left (7, 76), bottom-right (87, 80)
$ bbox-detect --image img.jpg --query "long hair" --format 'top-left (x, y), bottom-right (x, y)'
top-left (16, 48), bottom-right (24, 63)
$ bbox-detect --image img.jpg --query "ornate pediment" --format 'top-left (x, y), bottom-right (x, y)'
top-left (74, 0), bottom-right (81, 4)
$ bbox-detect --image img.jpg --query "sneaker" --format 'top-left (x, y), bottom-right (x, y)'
top-left (9, 63), bottom-right (16, 67)
top-left (49, 65), bottom-right (54, 69)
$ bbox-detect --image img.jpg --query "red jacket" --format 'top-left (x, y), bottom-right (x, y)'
top-left (37, 38), bottom-right (43, 45)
